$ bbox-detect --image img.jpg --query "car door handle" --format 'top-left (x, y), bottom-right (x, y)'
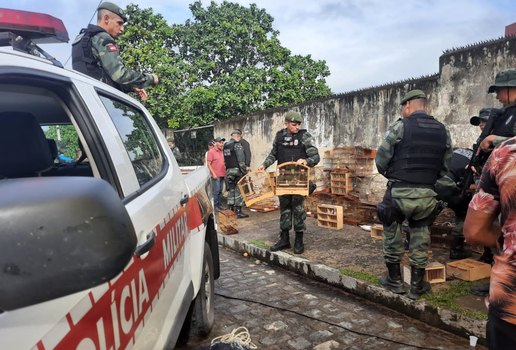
top-left (180, 194), bottom-right (189, 206)
top-left (134, 232), bottom-right (156, 256)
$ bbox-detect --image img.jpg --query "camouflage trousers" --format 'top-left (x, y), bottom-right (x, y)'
top-left (226, 168), bottom-right (244, 207)
top-left (279, 194), bottom-right (306, 232)
top-left (382, 188), bottom-right (436, 268)
top-left (451, 215), bottom-right (465, 239)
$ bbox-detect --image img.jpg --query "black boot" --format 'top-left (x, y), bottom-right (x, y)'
top-left (407, 266), bottom-right (431, 300)
top-left (270, 230), bottom-right (290, 251)
top-left (235, 206), bottom-right (249, 218)
top-left (380, 263), bottom-right (405, 294)
top-left (294, 232), bottom-right (304, 254)
top-left (449, 236), bottom-right (472, 260)
top-left (470, 282), bottom-right (490, 296)
top-left (479, 247), bottom-right (494, 264)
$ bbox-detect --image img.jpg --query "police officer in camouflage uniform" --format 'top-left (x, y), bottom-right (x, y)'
top-left (257, 111), bottom-right (320, 254)
top-left (479, 68), bottom-right (516, 152)
top-left (167, 137), bottom-right (182, 161)
top-left (435, 108), bottom-right (499, 261)
top-left (72, 2), bottom-right (158, 100)
top-left (476, 71), bottom-right (516, 268)
top-left (376, 90), bottom-right (452, 300)
top-left (467, 69), bottom-right (516, 297)
top-left (224, 130), bottom-right (249, 218)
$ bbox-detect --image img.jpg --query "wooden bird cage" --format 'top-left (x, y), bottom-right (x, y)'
top-left (403, 262), bottom-right (446, 284)
top-left (317, 204), bottom-right (344, 230)
top-left (218, 210), bottom-right (238, 235)
top-left (237, 171), bottom-right (275, 207)
top-left (330, 170), bottom-right (352, 195)
top-left (275, 162), bottom-right (310, 196)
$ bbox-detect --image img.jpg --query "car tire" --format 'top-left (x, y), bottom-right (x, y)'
top-left (190, 242), bottom-right (215, 337)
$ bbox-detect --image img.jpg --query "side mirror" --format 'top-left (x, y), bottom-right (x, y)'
top-left (0, 177), bottom-right (137, 311)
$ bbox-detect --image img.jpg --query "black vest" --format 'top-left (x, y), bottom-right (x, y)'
top-left (275, 129), bottom-right (307, 165)
top-left (223, 140), bottom-right (239, 169)
top-left (491, 104), bottom-right (516, 137)
top-left (387, 113), bottom-right (447, 185)
top-left (72, 25), bottom-right (122, 90)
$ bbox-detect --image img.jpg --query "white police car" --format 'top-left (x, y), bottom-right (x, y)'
top-left (0, 8), bottom-right (219, 349)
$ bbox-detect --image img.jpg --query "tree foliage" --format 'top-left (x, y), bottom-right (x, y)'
top-left (44, 125), bottom-right (79, 159)
top-left (118, 1), bottom-right (332, 129)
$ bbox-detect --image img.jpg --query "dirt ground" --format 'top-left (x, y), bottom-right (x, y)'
top-left (223, 205), bottom-right (489, 316)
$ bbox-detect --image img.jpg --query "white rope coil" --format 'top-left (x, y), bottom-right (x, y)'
top-left (210, 326), bottom-right (258, 349)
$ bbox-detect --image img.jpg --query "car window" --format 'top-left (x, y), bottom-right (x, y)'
top-left (100, 95), bottom-right (163, 186)
top-left (43, 124), bottom-right (80, 163)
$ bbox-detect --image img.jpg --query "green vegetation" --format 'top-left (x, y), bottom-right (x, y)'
top-left (248, 240), bottom-right (269, 249)
top-left (118, 1), bottom-right (332, 128)
top-left (339, 267), bottom-right (380, 286)
top-left (422, 280), bottom-right (488, 320)
top-left (44, 125), bottom-right (79, 159)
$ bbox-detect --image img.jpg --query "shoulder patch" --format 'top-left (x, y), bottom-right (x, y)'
top-left (106, 43), bottom-right (118, 52)
top-left (99, 34), bottom-right (116, 45)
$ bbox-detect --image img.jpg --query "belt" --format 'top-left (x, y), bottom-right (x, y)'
top-left (388, 181), bottom-right (434, 189)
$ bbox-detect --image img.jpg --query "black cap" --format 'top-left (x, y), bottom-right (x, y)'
top-left (213, 137), bottom-right (225, 142)
top-left (469, 108), bottom-right (500, 125)
top-left (98, 2), bottom-right (127, 22)
top-left (469, 116), bottom-right (485, 126)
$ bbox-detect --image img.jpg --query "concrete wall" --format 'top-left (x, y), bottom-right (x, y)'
top-left (216, 36), bottom-right (516, 172)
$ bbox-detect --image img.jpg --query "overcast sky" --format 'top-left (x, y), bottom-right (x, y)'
top-left (7, 0), bottom-right (516, 94)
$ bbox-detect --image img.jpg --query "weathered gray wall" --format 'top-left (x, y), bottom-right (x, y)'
top-left (216, 37), bottom-right (516, 172)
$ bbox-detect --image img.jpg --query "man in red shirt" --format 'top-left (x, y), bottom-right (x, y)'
top-left (464, 135), bottom-right (516, 349)
top-left (207, 137), bottom-right (226, 210)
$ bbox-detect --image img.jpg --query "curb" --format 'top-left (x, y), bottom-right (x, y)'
top-left (218, 234), bottom-right (486, 343)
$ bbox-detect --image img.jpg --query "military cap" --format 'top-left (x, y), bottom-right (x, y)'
top-left (488, 68), bottom-right (516, 93)
top-left (400, 89), bottom-right (427, 105)
top-left (98, 2), bottom-right (127, 22)
top-left (231, 129), bottom-right (242, 135)
top-left (469, 107), bottom-right (500, 125)
top-left (285, 111), bottom-right (303, 123)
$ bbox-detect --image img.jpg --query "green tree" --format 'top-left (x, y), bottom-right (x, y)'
top-left (44, 125), bottom-right (80, 160)
top-left (117, 4), bottom-right (185, 128)
top-left (118, 1), bottom-right (332, 128)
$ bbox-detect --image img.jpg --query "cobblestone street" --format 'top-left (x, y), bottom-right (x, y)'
top-left (179, 247), bottom-right (480, 350)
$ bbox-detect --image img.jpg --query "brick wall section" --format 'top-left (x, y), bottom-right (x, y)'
top-left (506, 23), bottom-right (516, 37)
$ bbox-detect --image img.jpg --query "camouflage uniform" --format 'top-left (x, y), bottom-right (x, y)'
top-left (72, 24), bottom-right (154, 91)
top-left (376, 118), bottom-right (452, 268)
top-left (90, 31), bottom-right (154, 88)
top-left (487, 68), bottom-right (516, 147)
top-left (262, 131), bottom-right (320, 232)
top-left (225, 140), bottom-right (247, 207)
